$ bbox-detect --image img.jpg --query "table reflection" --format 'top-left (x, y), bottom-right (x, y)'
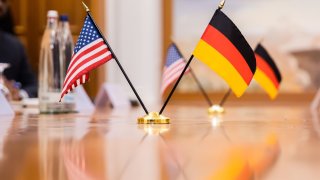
top-left (0, 114), bottom-right (39, 179)
top-left (0, 104), bottom-right (319, 179)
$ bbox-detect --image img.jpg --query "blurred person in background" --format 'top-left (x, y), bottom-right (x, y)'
top-left (0, 0), bottom-right (14, 35)
top-left (0, 0), bottom-right (37, 100)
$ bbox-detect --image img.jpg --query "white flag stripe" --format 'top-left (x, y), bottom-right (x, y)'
top-left (161, 74), bottom-right (181, 93)
top-left (162, 65), bottom-right (186, 83)
top-left (62, 52), bottom-right (110, 93)
top-left (161, 80), bottom-right (173, 93)
top-left (162, 69), bottom-right (185, 87)
top-left (63, 147), bottom-right (91, 180)
top-left (67, 44), bottom-right (107, 79)
top-left (162, 62), bottom-right (186, 82)
top-left (63, 49), bottom-right (111, 92)
top-left (161, 60), bottom-right (188, 93)
top-left (162, 69), bottom-right (184, 86)
top-left (161, 68), bottom-right (184, 93)
top-left (163, 58), bottom-right (185, 75)
top-left (82, 74), bottom-right (86, 83)
top-left (69, 38), bottom-right (103, 67)
top-left (65, 43), bottom-right (108, 82)
top-left (162, 63), bottom-right (186, 81)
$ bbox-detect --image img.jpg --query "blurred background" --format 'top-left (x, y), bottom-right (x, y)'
top-left (174, 0), bottom-right (320, 95)
top-left (7, 0), bottom-right (320, 104)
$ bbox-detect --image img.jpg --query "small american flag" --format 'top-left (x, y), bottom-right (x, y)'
top-left (60, 15), bottom-right (113, 101)
top-left (161, 44), bottom-right (190, 94)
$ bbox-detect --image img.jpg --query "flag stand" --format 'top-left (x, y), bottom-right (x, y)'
top-left (172, 42), bottom-right (213, 106)
top-left (137, 112), bottom-right (170, 124)
top-left (82, 2), bottom-right (149, 115)
top-left (155, 0), bottom-right (227, 123)
top-left (208, 88), bottom-right (231, 115)
top-left (159, 55), bottom-right (195, 115)
top-left (189, 69), bottom-right (213, 106)
top-left (138, 55), bottom-right (195, 125)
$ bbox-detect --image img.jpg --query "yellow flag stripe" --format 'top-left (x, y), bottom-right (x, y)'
top-left (254, 69), bottom-right (278, 99)
top-left (193, 40), bottom-right (248, 97)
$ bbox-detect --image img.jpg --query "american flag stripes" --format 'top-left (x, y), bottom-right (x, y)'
top-left (61, 143), bottom-right (90, 180)
top-left (161, 44), bottom-right (190, 94)
top-left (60, 15), bottom-right (113, 101)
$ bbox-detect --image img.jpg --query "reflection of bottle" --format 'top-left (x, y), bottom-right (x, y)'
top-left (38, 10), bottom-right (66, 113)
top-left (58, 15), bottom-right (75, 112)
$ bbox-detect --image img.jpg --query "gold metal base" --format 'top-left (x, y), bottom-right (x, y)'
top-left (137, 112), bottom-right (170, 124)
top-left (208, 105), bottom-right (225, 115)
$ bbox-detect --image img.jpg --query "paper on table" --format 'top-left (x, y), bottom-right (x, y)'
top-left (74, 86), bottom-right (95, 113)
top-left (95, 83), bottom-right (131, 109)
top-left (0, 92), bottom-right (14, 116)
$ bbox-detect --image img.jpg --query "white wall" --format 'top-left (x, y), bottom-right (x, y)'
top-left (105, 0), bottom-right (163, 108)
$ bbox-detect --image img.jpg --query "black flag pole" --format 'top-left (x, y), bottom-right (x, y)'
top-left (189, 67), bottom-right (213, 106)
top-left (159, 0), bottom-right (226, 114)
top-left (159, 55), bottom-right (194, 114)
top-left (82, 2), bottom-right (149, 114)
top-left (219, 88), bottom-right (231, 107)
top-left (173, 43), bottom-right (213, 106)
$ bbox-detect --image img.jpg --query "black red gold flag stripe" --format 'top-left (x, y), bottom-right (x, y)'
top-left (193, 9), bottom-right (256, 97)
top-left (254, 43), bottom-right (282, 99)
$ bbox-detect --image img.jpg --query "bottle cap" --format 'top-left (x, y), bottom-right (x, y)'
top-left (47, 10), bottom-right (58, 18)
top-left (59, 15), bottom-right (69, 22)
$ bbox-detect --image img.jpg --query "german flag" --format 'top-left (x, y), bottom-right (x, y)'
top-left (193, 9), bottom-right (256, 97)
top-left (254, 44), bottom-right (282, 99)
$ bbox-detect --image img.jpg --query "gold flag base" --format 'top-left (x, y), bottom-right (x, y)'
top-left (137, 112), bottom-right (170, 124)
top-left (208, 104), bottom-right (225, 115)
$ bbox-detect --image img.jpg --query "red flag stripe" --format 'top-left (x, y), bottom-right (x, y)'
top-left (63, 47), bottom-right (110, 88)
top-left (161, 66), bottom-right (189, 93)
top-left (162, 62), bottom-right (187, 84)
top-left (64, 44), bottom-right (109, 86)
top-left (201, 25), bottom-right (253, 85)
top-left (162, 65), bottom-right (187, 86)
top-left (162, 59), bottom-right (186, 76)
top-left (62, 144), bottom-right (90, 180)
top-left (255, 54), bottom-right (280, 88)
top-left (61, 55), bottom-right (111, 98)
top-left (61, 56), bottom-right (108, 99)
top-left (67, 39), bottom-right (104, 71)
top-left (61, 53), bottom-right (112, 98)
top-left (61, 74), bottom-right (89, 100)
top-left (161, 60), bottom-right (188, 93)
top-left (67, 43), bottom-right (108, 76)
top-left (161, 73), bottom-right (182, 93)
top-left (161, 67), bottom-right (189, 93)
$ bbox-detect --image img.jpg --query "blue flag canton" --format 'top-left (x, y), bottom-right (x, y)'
top-left (165, 45), bottom-right (183, 67)
top-left (74, 16), bottom-right (101, 53)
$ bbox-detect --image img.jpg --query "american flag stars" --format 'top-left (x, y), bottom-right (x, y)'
top-left (74, 17), bottom-right (100, 53)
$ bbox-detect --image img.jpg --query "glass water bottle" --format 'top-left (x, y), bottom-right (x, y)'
top-left (58, 15), bottom-right (75, 112)
top-left (38, 10), bottom-right (66, 114)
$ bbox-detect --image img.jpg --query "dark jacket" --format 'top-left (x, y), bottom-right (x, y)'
top-left (0, 31), bottom-right (37, 97)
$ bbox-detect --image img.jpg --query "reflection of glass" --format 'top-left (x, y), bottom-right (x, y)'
top-left (0, 63), bottom-right (11, 100)
top-left (138, 124), bottom-right (170, 135)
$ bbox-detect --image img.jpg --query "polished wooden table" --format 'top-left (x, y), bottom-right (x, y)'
top-left (0, 101), bottom-right (319, 180)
